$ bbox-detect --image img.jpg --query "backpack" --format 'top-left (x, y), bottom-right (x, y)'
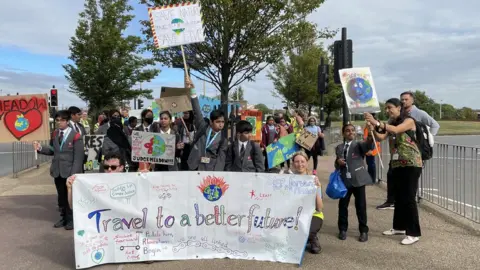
top-left (409, 119), bottom-right (433, 161)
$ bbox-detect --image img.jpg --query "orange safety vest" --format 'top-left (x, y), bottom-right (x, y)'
top-left (363, 127), bottom-right (380, 156)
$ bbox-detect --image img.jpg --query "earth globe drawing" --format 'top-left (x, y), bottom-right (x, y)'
top-left (346, 77), bottom-right (373, 103)
top-left (171, 18), bottom-right (185, 35)
top-left (14, 114), bottom-right (30, 131)
top-left (151, 135), bottom-right (166, 156)
top-left (203, 184), bottom-right (222, 201)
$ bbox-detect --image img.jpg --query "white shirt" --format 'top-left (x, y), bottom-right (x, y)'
top-left (70, 120), bottom-right (82, 135)
top-left (143, 124), bottom-right (152, 132)
top-left (238, 140), bottom-right (248, 153)
top-left (160, 128), bottom-right (171, 134)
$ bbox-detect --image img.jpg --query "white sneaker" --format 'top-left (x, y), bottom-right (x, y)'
top-left (288, 169), bottom-right (293, 174)
top-left (401, 236), bottom-right (419, 245)
top-left (383, 229), bottom-right (406, 236)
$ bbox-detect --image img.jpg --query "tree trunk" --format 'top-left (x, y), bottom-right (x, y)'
top-left (308, 105), bottom-right (312, 116)
top-left (325, 113), bottom-right (332, 128)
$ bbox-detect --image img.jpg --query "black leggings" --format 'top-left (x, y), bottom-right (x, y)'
top-left (307, 150), bottom-right (318, 170)
top-left (392, 166), bottom-right (422, 237)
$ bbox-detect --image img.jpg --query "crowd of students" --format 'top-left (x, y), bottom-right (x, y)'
top-left (33, 73), bottom-right (437, 262)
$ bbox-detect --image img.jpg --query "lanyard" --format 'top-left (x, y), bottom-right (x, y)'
top-left (205, 129), bottom-right (219, 153)
top-left (59, 128), bottom-right (71, 151)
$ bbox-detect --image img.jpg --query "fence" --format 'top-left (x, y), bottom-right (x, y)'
top-left (375, 140), bottom-right (480, 224)
top-left (12, 140), bottom-right (52, 178)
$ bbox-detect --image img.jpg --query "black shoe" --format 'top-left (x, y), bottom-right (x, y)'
top-left (338, 231), bottom-right (347, 240)
top-left (309, 236), bottom-right (322, 254)
top-left (65, 220), bottom-right (74, 230)
top-left (359, 232), bottom-right (368, 242)
top-left (54, 218), bottom-right (66, 228)
top-left (376, 202), bottom-right (394, 210)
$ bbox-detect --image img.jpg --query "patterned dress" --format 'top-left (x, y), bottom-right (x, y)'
top-left (388, 132), bottom-right (423, 168)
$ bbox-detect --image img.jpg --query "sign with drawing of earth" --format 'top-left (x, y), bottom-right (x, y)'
top-left (171, 18), bottom-right (185, 35)
top-left (266, 133), bottom-right (300, 169)
top-left (245, 116), bottom-right (257, 135)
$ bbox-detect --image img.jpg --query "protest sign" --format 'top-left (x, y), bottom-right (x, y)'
top-left (198, 95), bottom-right (220, 118)
top-left (131, 131), bottom-right (176, 165)
top-left (295, 129), bottom-right (317, 151)
top-left (266, 133), bottom-right (300, 169)
top-left (0, 94), bottom-right (50, 143)
top-left (148, 3), bottom-right (205, 49)
top-left (155, 96), bottom-right (192, 114)
top-left (241, 110), bottom-right (262, 143)
top-left (338, 67), bottom-right (380, 114)
top-left (83, 135), bottom-right (104, 171)
top-left (72, 171), bottom-right (316, 268)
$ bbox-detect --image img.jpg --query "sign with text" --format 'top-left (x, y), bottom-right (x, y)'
top-left (131, 131), bottom-right (176, 165)
top-left (295, 129), bottom-right (317, 151)
top-left (156, 96), bottom-right (192, 114)
top-left (148, 3), bottom-right (205, 48)
top-left (0, 94), bottom-right (50, 143)
top-left (266, 134), bottom-right (300, 169)
top-left (72, 172), bottom-right (316, 268)
top-left (339, 67), bottom-right (380, 114)
top-left (84, 135), bottom-right (104, 171)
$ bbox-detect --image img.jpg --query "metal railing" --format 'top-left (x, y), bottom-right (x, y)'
top-left (375, 140), bottom-right (480, 224)
top-left (12, 140), bottom-right (52, 178)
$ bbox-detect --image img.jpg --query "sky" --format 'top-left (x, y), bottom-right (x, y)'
top-left (0, 0), bottom-right (478, 110)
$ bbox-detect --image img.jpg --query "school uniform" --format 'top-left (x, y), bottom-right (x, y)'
top-left (187, 97), bottom-right (228, 171)
top-left (152, 127), bottom-right (181, 172)
top-left (37, 127), bottom-right (84, 229)
top-left (225, 140), bottom-right (265, 172)
top-left (334, 140), bottom-right (374, 240)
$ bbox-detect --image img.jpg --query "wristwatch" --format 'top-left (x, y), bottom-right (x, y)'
top-left (376, 121), bottom-right (380, 127)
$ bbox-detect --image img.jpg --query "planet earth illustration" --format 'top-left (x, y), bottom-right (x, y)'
top-left (151, 135), bottom-right (166, 156)
top-left (346, 77), bottom-right (373, 103)
top-left (14, 115), bottom-right (30, 131)
top-left (171, 18), bottom-right (185, 35)
top-left (203, 184), bottom-right (222, 201)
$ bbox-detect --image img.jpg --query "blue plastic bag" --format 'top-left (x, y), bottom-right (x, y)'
top-left (326, 170), bottom-right (348, 199)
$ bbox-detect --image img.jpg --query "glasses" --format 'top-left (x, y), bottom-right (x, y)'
top-left (103, 165), bottom-right (118, 170)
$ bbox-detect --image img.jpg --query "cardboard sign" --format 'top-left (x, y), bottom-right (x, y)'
top-left (72, 172), bottom-right (316, 268)
top-left (339, 67), bottom-right (381, 114)
top-left (160, 87), bottom-right (190, 98)
top-left (0, 94), bottom-right (50, 143)
top-left (155, 96), bottom-right (192, 114)
top-left (241, 110), bottom-right (262, 143)
top-left (295, 129), bottom-right (317, 151)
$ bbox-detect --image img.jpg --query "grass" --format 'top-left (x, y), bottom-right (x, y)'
top-left (330, 121), bottom-right (480, 136)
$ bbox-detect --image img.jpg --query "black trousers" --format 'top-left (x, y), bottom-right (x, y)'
top-left (338, 185), bottom-right (369, 233)
top-left (54, 177), bottom-right (72, 221)
top-left (392, 167), bottom-right (422, 237)
top-left (309, 216), bottom-right (323, 241)
top-left (386, 166), bottom-right (395, 203)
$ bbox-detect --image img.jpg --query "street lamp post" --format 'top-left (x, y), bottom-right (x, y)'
top-left (439, 99), bottom-right (443, 119)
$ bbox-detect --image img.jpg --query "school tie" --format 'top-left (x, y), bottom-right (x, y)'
top-left (145, 127), bottom-right (149, 132)
top-left (58, 131), bottom-right (64, 144)
top-left (240, 143), bottom-right (245, 156)
top-left (74, 124), bottom-right (80, 133)
top-left (343, 143), bottom-right (350, 160)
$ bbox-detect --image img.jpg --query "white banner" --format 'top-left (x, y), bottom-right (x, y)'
top-left (131, 131), bottom-right (176, 165)
top-left (72, 172), bottom-right (316, 269)
top-left (148, 3), bottom-right (205, 48)
top-left (338, 67), bottom-right (381, 114)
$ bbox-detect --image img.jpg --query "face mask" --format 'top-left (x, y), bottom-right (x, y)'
top-left (111, 117), bottom-right (122, 126)
top-left (144, 117), bottom-right (154, 125)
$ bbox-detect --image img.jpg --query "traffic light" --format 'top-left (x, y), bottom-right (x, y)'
top-left (50, 86), bottom-right (58, 107)
top-left (137, 99), bottom-right (144, 109)
top-left (333, 39), bottom-right (353, 84)
top-left (317, 64), bottom-right (329, 94)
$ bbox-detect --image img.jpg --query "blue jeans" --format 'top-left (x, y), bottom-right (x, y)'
top-left (365, 155), bottom-right (376, 183)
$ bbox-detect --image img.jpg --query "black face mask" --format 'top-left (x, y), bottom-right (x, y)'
top-left (110, 117), bottom-right (122, 127)
top-left (144, 117), bottom-right (154, 125)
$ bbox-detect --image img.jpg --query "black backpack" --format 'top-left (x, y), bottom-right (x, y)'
top-left (408, 119), bottom-right (433, 161)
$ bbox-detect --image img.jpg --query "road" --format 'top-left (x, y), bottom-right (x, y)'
top-left (376, 135), bottom-right (480, 221)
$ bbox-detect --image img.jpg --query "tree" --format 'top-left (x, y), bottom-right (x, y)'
top-left (254, 103), bottom-right (272, 115)
top-left (268, 44), bottom-right (342, 127)
top-left (140, 0), bottom-right (335, 131)
top-left (229, 86), bottom-right (245, 101)
top-left (64, 0), bottom-right (159, 123)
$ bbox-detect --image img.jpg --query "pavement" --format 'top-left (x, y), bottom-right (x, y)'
top-left (1, 157), bottom-right (480, 270)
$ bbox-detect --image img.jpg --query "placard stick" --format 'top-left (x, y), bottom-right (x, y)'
top-left (180, 117), bottom-right (189, 136)
top-left (371, 130), bottom-right (384, 169)
top-left (180, 45), bottom-right (190, 80)
top-left (34, 149), bottom-right (38, 160)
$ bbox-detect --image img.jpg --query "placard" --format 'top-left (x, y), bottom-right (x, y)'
top-left (84, 135), bottom-right (104, 171)
top-left (72, 171), bottom-right (316, 269)
top-left (0, 94), bottom-right (50, 143)
top-left (266, 134), bottom-right (300, 169)
top-left (131, 131), bottom-right (176, 165)
top-left (156, 96), bottom-right (192, 114)
top-left (295, 129), bottom-right (317, 151)
top-left (338, 67), bottom-right (380, 114)
top-left (148, 3), bottom-right (205, 48)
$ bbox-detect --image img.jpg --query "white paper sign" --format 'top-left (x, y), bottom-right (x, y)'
top-left (131, 131), bottom-right (176, 165)
top-left (72, 172), bottom-right (316, 269)
top-left (148, 3), bottom-right (205, 48)
top-left (338, 67), bottom-right (381, 114)
top-left (83, 135), bottom-right (104, 171)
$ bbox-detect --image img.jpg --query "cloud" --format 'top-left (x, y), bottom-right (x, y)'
top-left (1, 0), bottom-right (479, 109)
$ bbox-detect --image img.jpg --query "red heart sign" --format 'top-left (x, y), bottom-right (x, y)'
top-left (4, 109), bottom-right (43, 140)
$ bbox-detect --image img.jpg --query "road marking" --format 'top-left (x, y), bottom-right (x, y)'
top-left (422, 191), bottom-right (480, 210)
top-left (419, 188), bottom-right (438, 192)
